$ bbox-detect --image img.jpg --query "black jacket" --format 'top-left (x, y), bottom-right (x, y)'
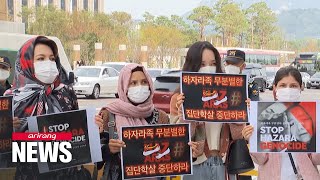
top-left (248, 81), bottom-right (260, 101)
top-left (0, 80), bottom-right (10, 96)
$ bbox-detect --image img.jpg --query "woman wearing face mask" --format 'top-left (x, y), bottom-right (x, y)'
top-left (170, 41), bottom-right (245, 180)
top-left (242, 66), bottom-right (320, 180)
top-left (8, 36), bottom-right (103, 180)
top-left (97, 64), bottom-right (169, 180)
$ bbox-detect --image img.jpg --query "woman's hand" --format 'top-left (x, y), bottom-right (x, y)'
top-left (242, 125), bottom-right (254, 141)
top-left (245, 98), bottom-right (251, 108)
top-left (95, 115), bottom-right (104, 133)
top-left (176, 93), bottom-right (185, 117)
top-left (109, 139), bottom-right (126, 154)
top-left (188, 141), bottom-right (202, 158)
top-left (13, 117), bottom-right (22, 129)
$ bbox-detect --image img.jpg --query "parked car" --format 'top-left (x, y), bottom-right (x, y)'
top-left (242, 63), bottom-right (267, 92)
top-left (153, 70), bottom-right (180, 114)
top-left (300, 72), bottom-right (310, 87)
top-left (306, 72), bottom-right (320, 89)
top-left (147, 68), bottom-right (170, 82)
top-left (74, 66), bottom-right (119, 99)
top-left (266, 70), bottom-right (276, 90)
top-left (102, 62), bottom-right (132, 72)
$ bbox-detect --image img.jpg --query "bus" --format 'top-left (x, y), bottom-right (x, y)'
top-left (178, 47), bottom-right (295, 69)
top-left (217, 47), bottom-right (295, 67)
top-left (294, 52), bottom-right (320, 75)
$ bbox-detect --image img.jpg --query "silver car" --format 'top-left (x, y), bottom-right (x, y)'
top-left (73, 66), bottom-right (119, 99)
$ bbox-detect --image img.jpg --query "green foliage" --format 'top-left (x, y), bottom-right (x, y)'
top-left (214, 0), bottom-right (248, 46)
top-left (246, 2), bottom-right (277, 49)
top-left (188, 6), bottom-right (215, 40)
top-left (18, 3), bottom-right (320, 68)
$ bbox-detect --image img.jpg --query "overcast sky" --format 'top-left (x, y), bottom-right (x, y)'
top-left (104, 0), bottom-right (201, 19)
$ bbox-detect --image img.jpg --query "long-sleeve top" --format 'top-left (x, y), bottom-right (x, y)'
top-left (251, 153), bottom-right (320, 180)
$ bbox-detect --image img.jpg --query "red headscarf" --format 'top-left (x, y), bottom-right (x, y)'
top-left (10, 36), bottom-right (77, 119)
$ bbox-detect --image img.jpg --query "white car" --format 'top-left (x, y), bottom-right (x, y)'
top-left (102, 62), bottom-right (133, 72)
top-left (74, 66), bottom-right (119, 99)
top-left (147, 68), bottom-right (170, 82)
top-left (300, 72), bottom-right (310, 87)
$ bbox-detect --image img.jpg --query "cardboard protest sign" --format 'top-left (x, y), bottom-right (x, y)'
top-left (121, 124), bottom-right (192, 179)
top-left (249, 101), bottom-right (320, 153)
top-left (27, 108), bottom-right (102, 173)
top-left (0, 96), bottom-right (13, 154)
top-left (181, 72), bottom-right (248, 122)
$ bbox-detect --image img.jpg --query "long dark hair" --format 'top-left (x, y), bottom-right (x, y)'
top-left (182, 41), bottom-right (222, 72)
top-left (274, 66), bottom-right (302, 87)
top-left (175, 41), bottom-right (222, 93)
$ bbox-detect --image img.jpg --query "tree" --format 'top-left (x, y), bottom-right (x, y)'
top-left (171, 15), bottom-right (188, 30)
top-left (214, 1), bottom-right (248, 47)
top-left (155, 16), bottom-right (174, 27)
top-left (246, 2), bottom-right (277, 49)
top-left (110, 11), bottom-right (132, 26)
top-left (188, 6), bottom-right (214, 40)
top-left (141, 23), bottom-right (186, 68)
top-left (143, 12), bottom-right (155, 23)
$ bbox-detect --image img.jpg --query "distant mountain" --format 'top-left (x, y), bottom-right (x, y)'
top-left (278, 9), bottom-right (320, 39)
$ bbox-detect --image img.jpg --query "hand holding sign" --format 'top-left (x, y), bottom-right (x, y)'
top-left (13, 117), bottom-right (22, 130)
top-left (242, 125), bottom-right (254, 141)
top-left (109, 139), bottom-right (126, 154)
top-left (176, 93), bottom-right (185, 117)
top-left (94, 115), bottom-right (104, 133)
top-left (188, 141), bottom-right (203, 158)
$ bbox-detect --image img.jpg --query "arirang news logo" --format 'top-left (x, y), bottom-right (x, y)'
top-left (12, 124), bottom-right (74, 163)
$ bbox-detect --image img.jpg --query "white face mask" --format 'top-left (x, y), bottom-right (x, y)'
top-left (225, 65), bottom-right (241, 74)
top-left (127, 85), bottom-right (151, 104)
top-left (34, 60), bottom-right (59, 84)
top-left (199, 66), bottom-right (217, 73)
top-left (0, 69), bottom-right (10, 81)
top-left (276, 88), bottom-right (301, 101)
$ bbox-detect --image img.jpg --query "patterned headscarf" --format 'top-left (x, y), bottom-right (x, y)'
top-left (9, 36), bottom-right (76, 119)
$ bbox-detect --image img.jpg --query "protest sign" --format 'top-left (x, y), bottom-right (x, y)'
top-left (27, 108), bottom-right (102, 173)
top-left (0, 96), bottom-right (13, 154)
top-left (121, 124), bottom-right (192, 179)
top-left (181, 72), bottom-right (248, 122)
top-left (0, 96), bottom-right (15, 169)
top-left (249, 101), bottom-right (320, 153)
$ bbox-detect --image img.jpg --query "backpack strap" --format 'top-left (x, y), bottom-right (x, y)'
top-left (150, 108), bottom-right (160, 125)
top-left (101, 112), bottom-right (118, 180)
top-left (94, 111), bottom-right (116, 180)
top-left (108, 111), bottom-right (116, 139)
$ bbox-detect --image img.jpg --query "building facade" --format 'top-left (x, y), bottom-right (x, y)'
top-left (5, 0), bottom-right (104, 22)
top-left (0, 0), bottom-right (8, 21)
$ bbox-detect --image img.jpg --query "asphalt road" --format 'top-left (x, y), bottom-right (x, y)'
top-left (77, 88), bottom-right (320, 111)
